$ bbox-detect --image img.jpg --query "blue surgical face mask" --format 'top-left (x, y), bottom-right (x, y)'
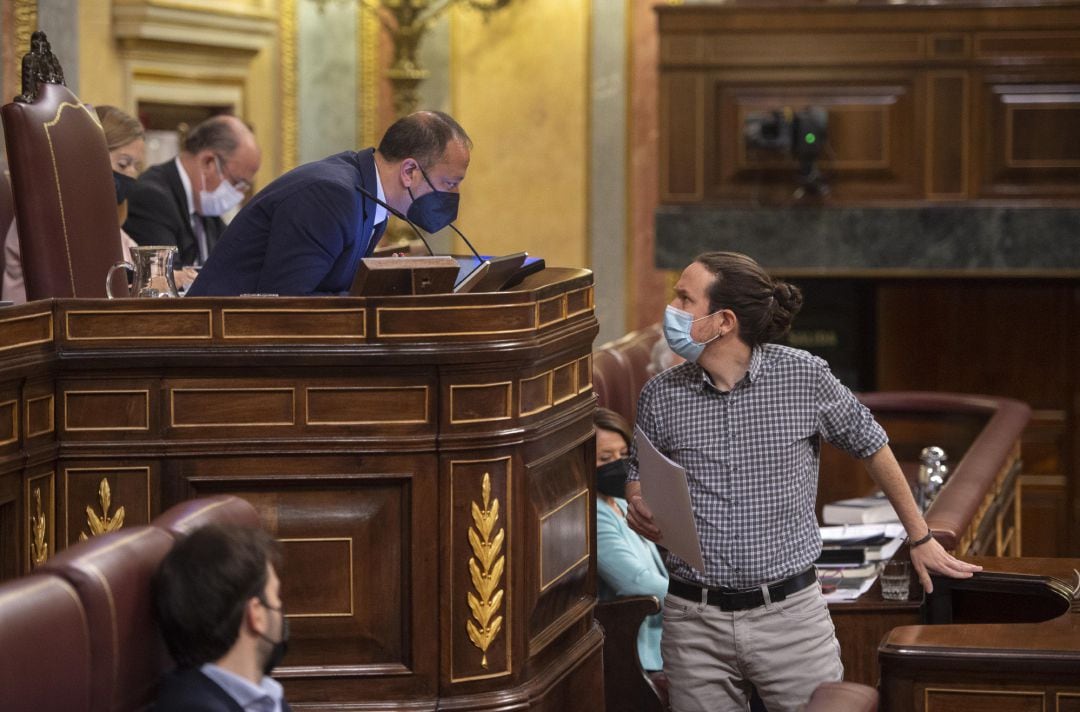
top-left (663, 305), bottom-right (721, 363)
top-left (406, 164), bottom-right (458, 233)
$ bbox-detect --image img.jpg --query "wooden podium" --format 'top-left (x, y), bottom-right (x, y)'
top-left (0, 268), bottom-right (603, 710)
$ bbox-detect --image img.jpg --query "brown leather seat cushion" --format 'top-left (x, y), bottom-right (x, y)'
top-left (0, 574), bottom-right (92, 710)
top-left (39, 526), bottom-right (174, 712)
top-left (152, 494), bottom-right (260, 537)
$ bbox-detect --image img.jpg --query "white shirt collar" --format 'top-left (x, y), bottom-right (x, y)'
top-left (175, 156), bottom-right (197, 217)
top-left (200, 663), bottom-right (283, 712)
top-left (373, 158), bottom-right (387, 226)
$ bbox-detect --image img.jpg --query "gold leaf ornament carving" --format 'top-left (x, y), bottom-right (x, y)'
top-left (31, 487), bottom-right (48, 566)
top-left (79, 478), bottom-right (125, 542)
top-left (466, 473), bottom-right (505, 668)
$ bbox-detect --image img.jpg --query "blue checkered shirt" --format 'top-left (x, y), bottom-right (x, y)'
top-left (627, 344), bottom-right (887, 589)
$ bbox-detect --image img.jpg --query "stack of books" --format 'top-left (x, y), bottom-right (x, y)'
top-left (815, 523), bottom-right (905, 602)
top-left (821, 493), bottom-right (900, 525)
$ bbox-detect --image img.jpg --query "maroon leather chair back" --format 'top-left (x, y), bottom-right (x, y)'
top-left (39, 526), bottom-right (174, 712)
top-left (0, 574), bottom-right (93, 710)
top-left (0, 162), bottom-right (13, 240)
top-left (152, 494), bottom-right (260, 537)
top-left (593, 324), bottom-right (664, 425)
top-left (1, 82), bottom-right (122, 300)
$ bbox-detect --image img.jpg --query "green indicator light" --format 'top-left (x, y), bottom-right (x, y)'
top-left (805, 133), bottom-right (816, 144)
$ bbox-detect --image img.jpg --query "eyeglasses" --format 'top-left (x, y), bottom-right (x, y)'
top-left (214, 154), bottom-right (252, 193)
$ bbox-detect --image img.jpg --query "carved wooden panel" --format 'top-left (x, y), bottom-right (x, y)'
top-left (660, 71), bottom-right (705, 201)
top-left (62, 385), bottom-right (152, 434)
top-left (61, 464), bottom-right (153, 547)
top-left (305, 386), bottom-right (429, 426)
top-left (526, 444), bottom-right (592, 656)
top-left (24, 390), bottom-right (54, 441)
top-left (0, 311), bottom-right (52, 354)
top-left (0, 396), bottom-right (16, 449)
top-left (376, 303), bottom-right (536, 338)
top-left (0, 470), bottom-right (19, 581)
top-left (927, 72), bottom-right (969, 198)
top-left (170, 387), bottom-right (296, 428)
top-left (924, 687), bottom-right (1044, 712)
top-left (450, 382), bottom-right (513, 425)
top-left (221, 307), bottom-right (365, 340)
top-left (64, 308), bottom-right (213, 342)
top-left (447, 455), bottom-right (512, 683)
top-left (980, 80), bottom-right (1080, 197)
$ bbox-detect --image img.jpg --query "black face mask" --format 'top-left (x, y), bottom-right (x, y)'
top-left (258, 603), bottom-right (289, 676)
top-left (597, 459), bottom-right (629, 499)
top-left (406, 164), bottom-right (458, 233)
top-left (113, 171), bottom-right (136, 205)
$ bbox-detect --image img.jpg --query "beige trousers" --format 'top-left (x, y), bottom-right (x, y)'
top-left (661, 582), bottom-right (843, 712)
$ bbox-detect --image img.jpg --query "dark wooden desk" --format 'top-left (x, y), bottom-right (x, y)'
top-left (0, 267), bottom-right (604, 710)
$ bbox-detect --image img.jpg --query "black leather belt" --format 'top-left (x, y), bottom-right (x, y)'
top-left (667, 567), bottom-right (817, 612)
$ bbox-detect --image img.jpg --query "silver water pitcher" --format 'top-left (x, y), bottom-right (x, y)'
top-left (106, 245), bottom-right (180, 298)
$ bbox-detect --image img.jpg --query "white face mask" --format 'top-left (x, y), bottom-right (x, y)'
top-left (198, 158), bottom-right (246, 217)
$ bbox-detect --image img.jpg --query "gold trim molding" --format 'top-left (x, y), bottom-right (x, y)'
top-left (467, 473), bottom-right (506, 669)
top-left (280, 0), bottom-right (298, 170)
top-left (30, 486), bottom-right (48, 567)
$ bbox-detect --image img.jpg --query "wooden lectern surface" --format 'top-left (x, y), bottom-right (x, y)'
top-left (0, 268), bottom-right (604, 710)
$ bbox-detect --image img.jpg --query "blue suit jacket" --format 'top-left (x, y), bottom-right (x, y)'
top-left (596, 496), bottom-right (669, 672)
top-left (153, 667), bottom-right (292, 712)
top-left (187, 149), bottom-right (387, 296)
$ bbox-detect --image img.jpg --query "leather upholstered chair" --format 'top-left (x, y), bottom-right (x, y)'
top-left (39, 526), bottom-right (174, 712)
top-left (801, 681), bottom-right (879, 712)
top-left (1, 31), bottom-right (123, 300)
top-left (152, 494), bottom-right (260, 537)
top-left (595, 596), bottom-right (668, 712)
top-left (0, 574), bottom-right (93, 710)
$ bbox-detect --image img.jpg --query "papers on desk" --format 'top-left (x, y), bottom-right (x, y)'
top-left (633, 426), bottom-right (706, 572)
top-left (817, 524), bottom-right (905, 602)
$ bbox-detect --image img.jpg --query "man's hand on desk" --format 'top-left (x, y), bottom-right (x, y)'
top-left (909, 538), bottom-right (982, 594)
top-left (624, 481), bottom-right (663, 543)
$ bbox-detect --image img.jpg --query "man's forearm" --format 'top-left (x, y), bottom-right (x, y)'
top-left (862, 445), bottom-right (929, 540)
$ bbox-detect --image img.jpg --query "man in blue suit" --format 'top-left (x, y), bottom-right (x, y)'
top-left (152, 524), bottom-right (291, 712)
top-left (187, 111), bottom-right (471, 296)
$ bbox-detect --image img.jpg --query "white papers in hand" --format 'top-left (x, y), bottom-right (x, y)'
top-left (633, 426), bottom-right (706, 572)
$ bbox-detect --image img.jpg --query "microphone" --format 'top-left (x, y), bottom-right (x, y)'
top-left (446, 221), bottom-right (484, 263)
top-left (354, 185), bottom-right (435, 257)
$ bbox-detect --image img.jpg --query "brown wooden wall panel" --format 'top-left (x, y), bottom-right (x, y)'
top-left (0, 311), bottom-right (52, 353)
top-left (660, 72), bottom-right (704, 201)
top-left (576, 356), bottom-right (592, 395)
top-left (24, 393), bottom-right (54, 440)
top-left (0, 472), bottom-right (18, 581)
top-left (551, 363), bottom-right (577, 406)
top-left (520, 372), bottom-right (551, 417)
top-left (975, 32), bottom-right (1080, 59)
top-left (450, 382), bottom-right (512, 424)
top-left (1059, 692), bottom-right (1080, 712)
top-left (64, 309), bottom-right (212, 341)
top-left (305, 386), bottom-right (429, 425)
top-left (447, 456), bottom-right (512, 683)
top-left (928, 73), bottom-right (969, 197)
top-left (219, 475), bottom-right (419, 670)
top-left (61, 465), bottom-right (152, 547)
top-left (526, 445), bottom-right (592, 656)
top-left (980, 81), bottom-right (1080, 196)
top-left (0, 398), bottom-right (16, 448)
top-left (170, 387), bottom-right (295, 428)
top-left (376, 304), bottom-right (536, 337)
top-left (537, 295), bottom-right (564, 328)
top-left (699, 33), bottom-right (924, 66)
top-left (925, 688), bottom-right (1044, 712)
top-left (538, 490), bottom-right (588, 593)
top-left (221, 308), bottom-right (365, 340)
top-left (63, 389), bottom-right (150, 432)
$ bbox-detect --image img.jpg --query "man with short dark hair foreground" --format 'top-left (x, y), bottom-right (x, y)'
top-left (187, 110), bottom-right (471, 296)
top-left (152, 524), bottom-right (290, 712)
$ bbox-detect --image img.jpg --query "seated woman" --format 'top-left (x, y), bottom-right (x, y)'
top-left (595, 407), bottom-right (669, 673)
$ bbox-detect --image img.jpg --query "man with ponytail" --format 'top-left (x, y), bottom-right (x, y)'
top-left (624, 251), bottom-right (979, 712)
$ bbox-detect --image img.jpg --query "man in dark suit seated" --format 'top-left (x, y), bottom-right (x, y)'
top-left (186, 110), bottom-right (470, 296)
top-left (125, 115), bottom-right (261, 271)
top-left (152, 524), bottom-right (291, 712)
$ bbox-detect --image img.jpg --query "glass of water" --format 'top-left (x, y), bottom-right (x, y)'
top-left (880, 560), bottom-right (911, 601)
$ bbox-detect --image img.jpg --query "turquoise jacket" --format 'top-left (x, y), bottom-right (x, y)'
top-left (596, 496), bottom-right (669, 671)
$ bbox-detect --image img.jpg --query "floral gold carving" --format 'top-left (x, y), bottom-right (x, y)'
top-left (79, 478), bottom-right (125, 541)
top-left (30, 487), bottom-right (47, 567)
top-left (466, 472), bottom-right (505, 668)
